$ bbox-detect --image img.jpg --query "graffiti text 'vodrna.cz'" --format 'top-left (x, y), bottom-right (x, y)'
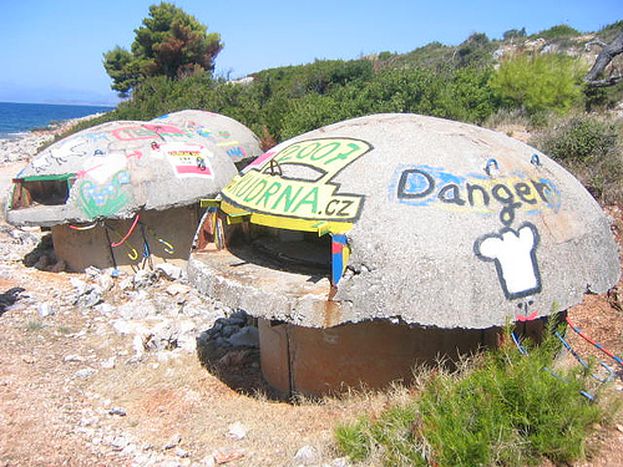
top-left (221, 138), bottom-right (372, 222)
top-left (393, 165), bottom-right (561, 225)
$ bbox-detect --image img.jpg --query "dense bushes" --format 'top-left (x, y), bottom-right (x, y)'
top-left (335, 328), bottom-right (614, 466)
top-left (490, 53), bottom-right (586, 117)
top-left (532, 115), bottom-right (623, 203)
top-left (59, 22), bottom-right (623, 208)
top-left (78, 61), bottom-right (497, 144)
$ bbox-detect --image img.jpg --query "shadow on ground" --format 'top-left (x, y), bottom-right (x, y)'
top-left (195, 311), bottom-right (281, 400)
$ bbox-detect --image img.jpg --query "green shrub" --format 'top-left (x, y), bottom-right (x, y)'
top-left (532, 24), bottom-right (582, 40)
top-left (596, 20), bottom-right (623, 42)
top-left (503, 28), bottom-right (527, 41)
top-left (335, 327), bottom-right (612, 466)
top-left (490, 53), bottom-right (586, 116)
top-left (531, 115), bottom-right (623, 203)
top-left (534, 115), bottom-right (618, 162)
top-left (453, 33), bottom-right (496, 69)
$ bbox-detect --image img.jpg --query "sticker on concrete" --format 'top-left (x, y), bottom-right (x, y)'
top-left (221, 138), bottom-right (372, 223)
top-left (161, 142), bottom-right (214, 178)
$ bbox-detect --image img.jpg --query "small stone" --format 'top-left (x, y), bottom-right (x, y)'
top-left (227, 326), bottom-right (259, 348)
top-left (293, 445), bottom-right (320, 466)
top-left (109, 407), bottom-right (127, 416)
top-left (34, 255), bottom-right (50, 269)
top-left (221, 325), bottom-right (238, 338)
top-left (79, 416), bottom-right (99, 427)
top-left (156, 263), bottom-right (183, 281)
top-left (163, 433), bottom-right (182, 450)
top-left (75, 368), bottom-right (96, 378)
top-left (85, 266), bottom-right (102, 278)
top-left (21, 355), bottom-right (35, 364)
top-left (97, 274), bottom-right (114, 292)
top-left (101, 356), bottom-right (116, 369)
top-left (37, 303), bottom-right (55, 318)
top-left (111, 435), bottom-right (128, 451)
top-left (166, 283), bottom-right (190, 296)
top-left (133, 333), bottom-right (147, 356)
top-left (175, 447), bottom-right (189, 458)
top-left (64, 354), bottom-right (84, 363)
top-left (119, 277), bottom-right (133, 291)
top-left (227, 421), bottom-right (248, 440)
top-left (50, 260), bottom-right (66, 273)
top-left (329, 457), bottom-right (350, 467)
top-left (94, 303), bottom-right (115, 314)
top-left (617, 424), bottom-right (623, 433)
top-left (134, 269), bottom-right (157, 288)
top-left (213, 448), bottom-right (245, 464)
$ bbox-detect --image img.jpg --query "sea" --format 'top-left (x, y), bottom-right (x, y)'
top-left (0, 101), bottom-right (114, 140)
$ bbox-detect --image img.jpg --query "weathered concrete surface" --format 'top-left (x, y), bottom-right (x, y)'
top-left (52, 205), bottom-right (199, 271)
top-left (6, 118), bottom-right (243, 227)
top-left (189, 113), bottom-right (620, 329)
top-left (151, 110), bottom-right (262, 167)
top-left (258, 317), bottom-right (556, 397)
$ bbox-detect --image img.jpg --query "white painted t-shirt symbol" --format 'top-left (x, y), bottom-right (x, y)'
top-left (476, 223), bottom-right (541, 299)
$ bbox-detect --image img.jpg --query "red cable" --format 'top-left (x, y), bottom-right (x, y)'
top-left (110, 214), bottom-right (141, 248)
top-left (565, 316), bottom-right (623, 366)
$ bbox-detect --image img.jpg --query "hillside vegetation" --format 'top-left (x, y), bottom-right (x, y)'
top-left (72, 20), bottom-right (623, 203)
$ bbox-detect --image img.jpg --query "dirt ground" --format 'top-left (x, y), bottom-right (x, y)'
top-left (1, 131), bottom-right (623, 466)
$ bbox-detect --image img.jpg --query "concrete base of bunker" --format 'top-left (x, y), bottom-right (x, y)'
top-left (257, 317), bottom-right (554, 398)
top-left (51, 205), bottom-right (200, 271)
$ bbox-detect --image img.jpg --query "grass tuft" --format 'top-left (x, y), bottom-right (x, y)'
top-left (335, 326), bottom-right (614, 466)
top-left (26, 320), bottom-right (44, 332)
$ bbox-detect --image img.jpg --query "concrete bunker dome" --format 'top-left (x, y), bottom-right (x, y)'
top-left (188, 113), bottom-right (620, 395)
top-left (6, 113), bottom-right (262, 271)
top-left (151, 110), bottom-right (262, 169)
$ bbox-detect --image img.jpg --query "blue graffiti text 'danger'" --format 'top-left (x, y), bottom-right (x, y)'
top-left (390, 164), bottom-right (562, 226)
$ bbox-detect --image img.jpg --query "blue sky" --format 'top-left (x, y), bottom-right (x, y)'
top-left (1, 0), bottom-right (621, 106)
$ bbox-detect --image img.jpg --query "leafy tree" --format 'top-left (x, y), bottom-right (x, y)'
top-left (454, 33), bottom-right (495, 69)
top-left (103, 2), bottom-right (223, 96)
top-left (503, 28), bottom-right (527, 41)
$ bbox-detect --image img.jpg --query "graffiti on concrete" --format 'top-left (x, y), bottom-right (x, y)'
top-left (225, 145), bottom-right (247, 160)
top-left (474, 222), bottom-right (542, 300)
top-left (392, 165), bottom-right (561, 226)
top-left (111, 124), bottom-right (187, 141)
top-left (77, 170), bottom-right (132, 219)
top-left (221, 138), bottom-right (372, 223)
top-left (390, 164), bottom-right (550, 302)
top-left (161, 142), bottom-right (214, 178)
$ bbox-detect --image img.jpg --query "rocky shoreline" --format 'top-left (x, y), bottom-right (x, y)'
top-left (0, 113), bottom-right (104, 164)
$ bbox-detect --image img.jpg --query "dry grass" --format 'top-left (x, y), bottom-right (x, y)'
top-left (85, 351), bottom-right (413, 465)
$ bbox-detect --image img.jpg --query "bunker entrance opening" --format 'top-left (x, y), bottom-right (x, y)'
top-left (194, 211), bottom-right (339, 291)
top-left (11, 176), bottom-right (73, 209)
top-left (239, 224), bottom-right (331, 274)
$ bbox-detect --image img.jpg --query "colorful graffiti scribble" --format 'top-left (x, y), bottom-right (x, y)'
top-left (221, 138), bottom-right (372, 223)
top-left (331, 234), bottom-right (350, 286)
top-left (77, 170), bottom-right (132, 219)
